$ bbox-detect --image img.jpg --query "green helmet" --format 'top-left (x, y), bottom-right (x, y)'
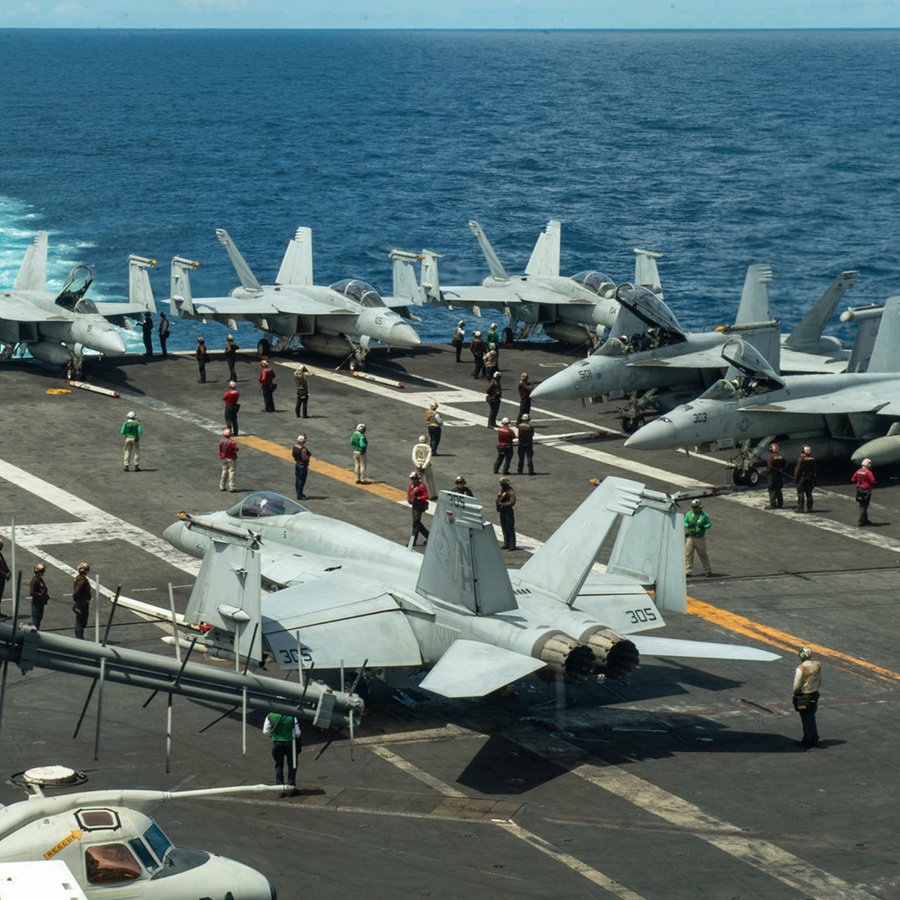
top-left (798, 646), bottom-right (812, 660)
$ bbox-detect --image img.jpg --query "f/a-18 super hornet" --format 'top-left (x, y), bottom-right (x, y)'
top-left (417, 219), bottom-right (623, 348)
top-left (162, 481), bottom-right (776, 700)
top-left (169, 227), bottom-right (423, 365)
top-left (533, 262), bottom-right (863, 432)
top-left (0, 232), bottom-right (157, 371)
top-left (624, 294), bottom-right (900, 470)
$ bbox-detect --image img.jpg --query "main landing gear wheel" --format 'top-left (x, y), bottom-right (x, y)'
top-left (257, 338), bottom-right (271, 357)
top-left (501, 326), bottom-right (515, 345)
top-left (621, 415), bottom-right (645, 435)
top-left (732, 468), bottom-right (760, 486)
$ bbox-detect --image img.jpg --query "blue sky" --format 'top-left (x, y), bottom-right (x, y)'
top-left (1, 2), bottom-right (899, 30)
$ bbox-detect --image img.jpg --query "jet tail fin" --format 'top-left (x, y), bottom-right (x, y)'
top-left (128, 255), bottom-right (158, 313)
top-left (633, 248), bottom-right (664, 298)
top-left (518, 477), bottom-right (650, 606)
top-left (183, 530), bottom-right (263, 664)
top-left (784, 270), bottom-right (858, 351)
top-left (275, 226), bottom-right (314, 286)
top-left (216, 228), bottom-right (264, 295)
top-left (845, 314), bottom-right (881, 373)
top-left (389, 249), bottom-right (428, 307)
top-left (170, 257), bottom-right (200, 317)
top-left (734, 263), bottom-right (774, 325)
top-left (865, 295), bottom-right (900, 373)
top-left (524, 219), bottom-right (561, 277)
top-left (14, 232), bottom-right (48, 293)
top-left (416, 491), bottom-right (518, 616)
top-left (468, 220), bottom-right (509, 282)
top-left (419, 250), bottom-right (443, 301)
top-left (607, 487), bottom-right (686, 613)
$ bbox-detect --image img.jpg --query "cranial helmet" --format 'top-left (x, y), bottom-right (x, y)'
top-left (798, 646), bottom-right (812, 660)
top-left (521, 414), bottom-right (530, 422)
top-left (77, 562), bottom-right (90, 573)
top-left (691, 499), bottom-right (702, 508)
top-left (34, 562), bottom-right (45, 574)
top-left (357, 423), bottom-right (366, 432)
top-left (430, 402), bottom-right (438, 409)
top-left (409, 471), bottom-right (420, 479)
top-left (455, 476), bottom-right (466, 484)
top-left (862, 458), bottom-right (872, 468)
top-left (418, 435), bottom-right (426, 443)
top-left (127, 411), bottom-right (136, 419)
top-left (501, 417), bottom-right (510, 425)
top-left (297, 434), bottom-right (306, 443)
top-left (223, 428), bottom-right (232, 437)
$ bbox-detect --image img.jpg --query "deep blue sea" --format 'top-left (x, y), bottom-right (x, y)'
top-left (1, 29), bottom-right (899, 353)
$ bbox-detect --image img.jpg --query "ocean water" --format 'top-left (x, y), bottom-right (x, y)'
top-left (1, 28), bottom-right (899, 354)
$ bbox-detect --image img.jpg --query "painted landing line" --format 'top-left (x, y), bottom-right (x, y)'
top-left (573, 763), bottom-right (877, 900)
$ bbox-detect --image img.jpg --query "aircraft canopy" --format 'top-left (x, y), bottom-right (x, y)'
top-left (329, 279), bottom-right (386, 308)
top-left (226, 491), bottom-right (307, 519)
top-left (571, 270), bottom-right (617, 299)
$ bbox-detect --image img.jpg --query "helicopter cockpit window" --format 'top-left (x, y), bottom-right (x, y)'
top-left (129, 837), bottom-right (159, 873)
top-left (226, 491), bottom-right (306, 519)
top-left (329, 279), bottom-right (386, 308)
top-left (572, 271), bottom-right (617, 298)
top-left (85, 843), bottom-right (143, 884)
top-left (142, 821), bottom-right (173, 862)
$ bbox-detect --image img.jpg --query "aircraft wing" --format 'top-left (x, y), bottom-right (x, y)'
top-left (779, 346), bottom-right (849, 374)
top-left (0, 294), bottom-right (69, 322)
top-left (631, 635), bottom-right (780, 661)
top-left (188, 292), bottom-right (346, 318)
top-left (440, 283), bottom-right (595, 308)
top-left (261, 574), bottom-right (422, 670)
top-left (418, 639), bottom-right (546, 698)
top-left (627, 345), bottom-right (729, 369)
top-left (743, 381), bottom-right (900, 416)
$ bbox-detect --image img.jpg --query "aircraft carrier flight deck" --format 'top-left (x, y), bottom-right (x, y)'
top-left (0, 340), bottom-right (897, 899)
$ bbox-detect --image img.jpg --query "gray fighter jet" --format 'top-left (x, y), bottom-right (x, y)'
top-left (0, 233), bottom-right (155, 370)
top-left (418, 219), bottom-right (623, 347)
top-left (533, 264), bottom-right (862, 432)
top-left (163, 481), bottom-right (777, 700)
top-left (169, 226), bottom-right (423, 365)
top-left (624, 295), bottom-right (900, 469)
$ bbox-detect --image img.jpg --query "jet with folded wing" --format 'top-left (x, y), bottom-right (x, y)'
top-left (533, 264), bottom-right (863, 432)
top-left (169, 227), bottom-right (423, 365)
top-left (624, 295), bottom-right (900, 468)
top-left (418, 219), bottom-right (623, 347)
top-left (0, 232), bottom-right (150, 371)
top-left (162, 480), bottom-right (777, 701)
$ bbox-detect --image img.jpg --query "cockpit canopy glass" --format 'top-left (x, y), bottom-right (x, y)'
top-left (700, 379), bottom-right (738, 401)
top-left (74, 297), bottom-right (100, 314)
top-left (226, 491), bottom-right (307, 519)
top-left (329, 279), bottom-right (385, 308)
top-left (571, 271), bottom-right (617, 299)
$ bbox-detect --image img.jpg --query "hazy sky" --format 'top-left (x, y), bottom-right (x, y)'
top-left (1, 1), bottom-right (898, 30)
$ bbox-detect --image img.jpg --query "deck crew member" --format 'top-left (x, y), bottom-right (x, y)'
top-left (351, 423), bottom-right (369, 484)
top-left (141, 313), bottom-right (153, 356)
top-left (407, 471), bottom-right (430, 548)
top-left (516, 413), bottom-right (535, 475)
top-left (493, 417), bottom-right (515, 475)
top-left (222, 381), bottom-right (240, 435)
top-left (486, 372), bottom-right (503, 429)
top-left (29, 562), bottom-right (49, 630)
top-left (72, 561), bottom-right (91, 640)
top-left (411, 435), bottom-right (436, 498)
top-left (196, 336), bottom-right (209, 383)
top-left (259, 359), bottom-right (276, 412)
top-left (451, 475), bottom-right (474, 496)
top-left (517, 372), bottom-right (537, 423)
top-left (292, 434), bottom-right (311, 500)
top-left (452, 320), bottom-right (466, 362)
top-left (496, 476), bottom-right (517, 551)
top-left (263, 711), bottom-right (301, 796)
top-left (425, 401), bottom-right (443, 455)
top-left (157, 311), bottom-right (169, 358)
top-left (470, 330), bottom-right (487, 379)
top-left (224, 334), bottom-right (240, 381)
top-left (121, 410), bottom-right (142, 472)
top-left (683, 498), bottom-right (712, 577)
top-left (792, 646), bottom-right (822, 748)
top-left (765, 442), bottom-right (786, 509)
top-left (218, 428), bottom-right (239, 492)
top-left (294, 365), bottom-right (311, 418)
top-left (794, 445), bottom-right (816, 512)
top-left (851, 457), bottom-right (875, 526)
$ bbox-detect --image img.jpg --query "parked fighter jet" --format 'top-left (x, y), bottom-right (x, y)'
top-left (169, 227), bottom-right (423, 365)
top-left (418, 219), bottom-right (622, 347)
top-left (533, 265), bottom-right (862, 432)
top-left (624, 295), bottom-right (900, 471)
top-left (0, 776), bottom-right (277, 899)
top-left (0, 233), bottom-right (155, 370)
top-left (163, 482), bottom-right (777, 700)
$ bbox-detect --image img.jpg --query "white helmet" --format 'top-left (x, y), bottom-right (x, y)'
top-left (127, 411), bottom-right (136, 419)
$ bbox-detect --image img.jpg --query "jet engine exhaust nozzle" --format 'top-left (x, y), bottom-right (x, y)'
top-left (581, 627), bottom-right (640, 679)
top-left (532, 631), bottom-right (595, 684)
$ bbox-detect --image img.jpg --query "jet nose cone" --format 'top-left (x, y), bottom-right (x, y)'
top-left (532, 368), bottom-right (576, 401)
top-left (388, 320), bottom-right (421, 348)
top-left (623, 417), bottom-right (677, 451)
top-left (79, 324), bottom-right (126, 356)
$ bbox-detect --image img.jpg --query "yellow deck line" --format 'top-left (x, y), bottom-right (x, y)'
top-left (688, 596), bottom-right (900, 686)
